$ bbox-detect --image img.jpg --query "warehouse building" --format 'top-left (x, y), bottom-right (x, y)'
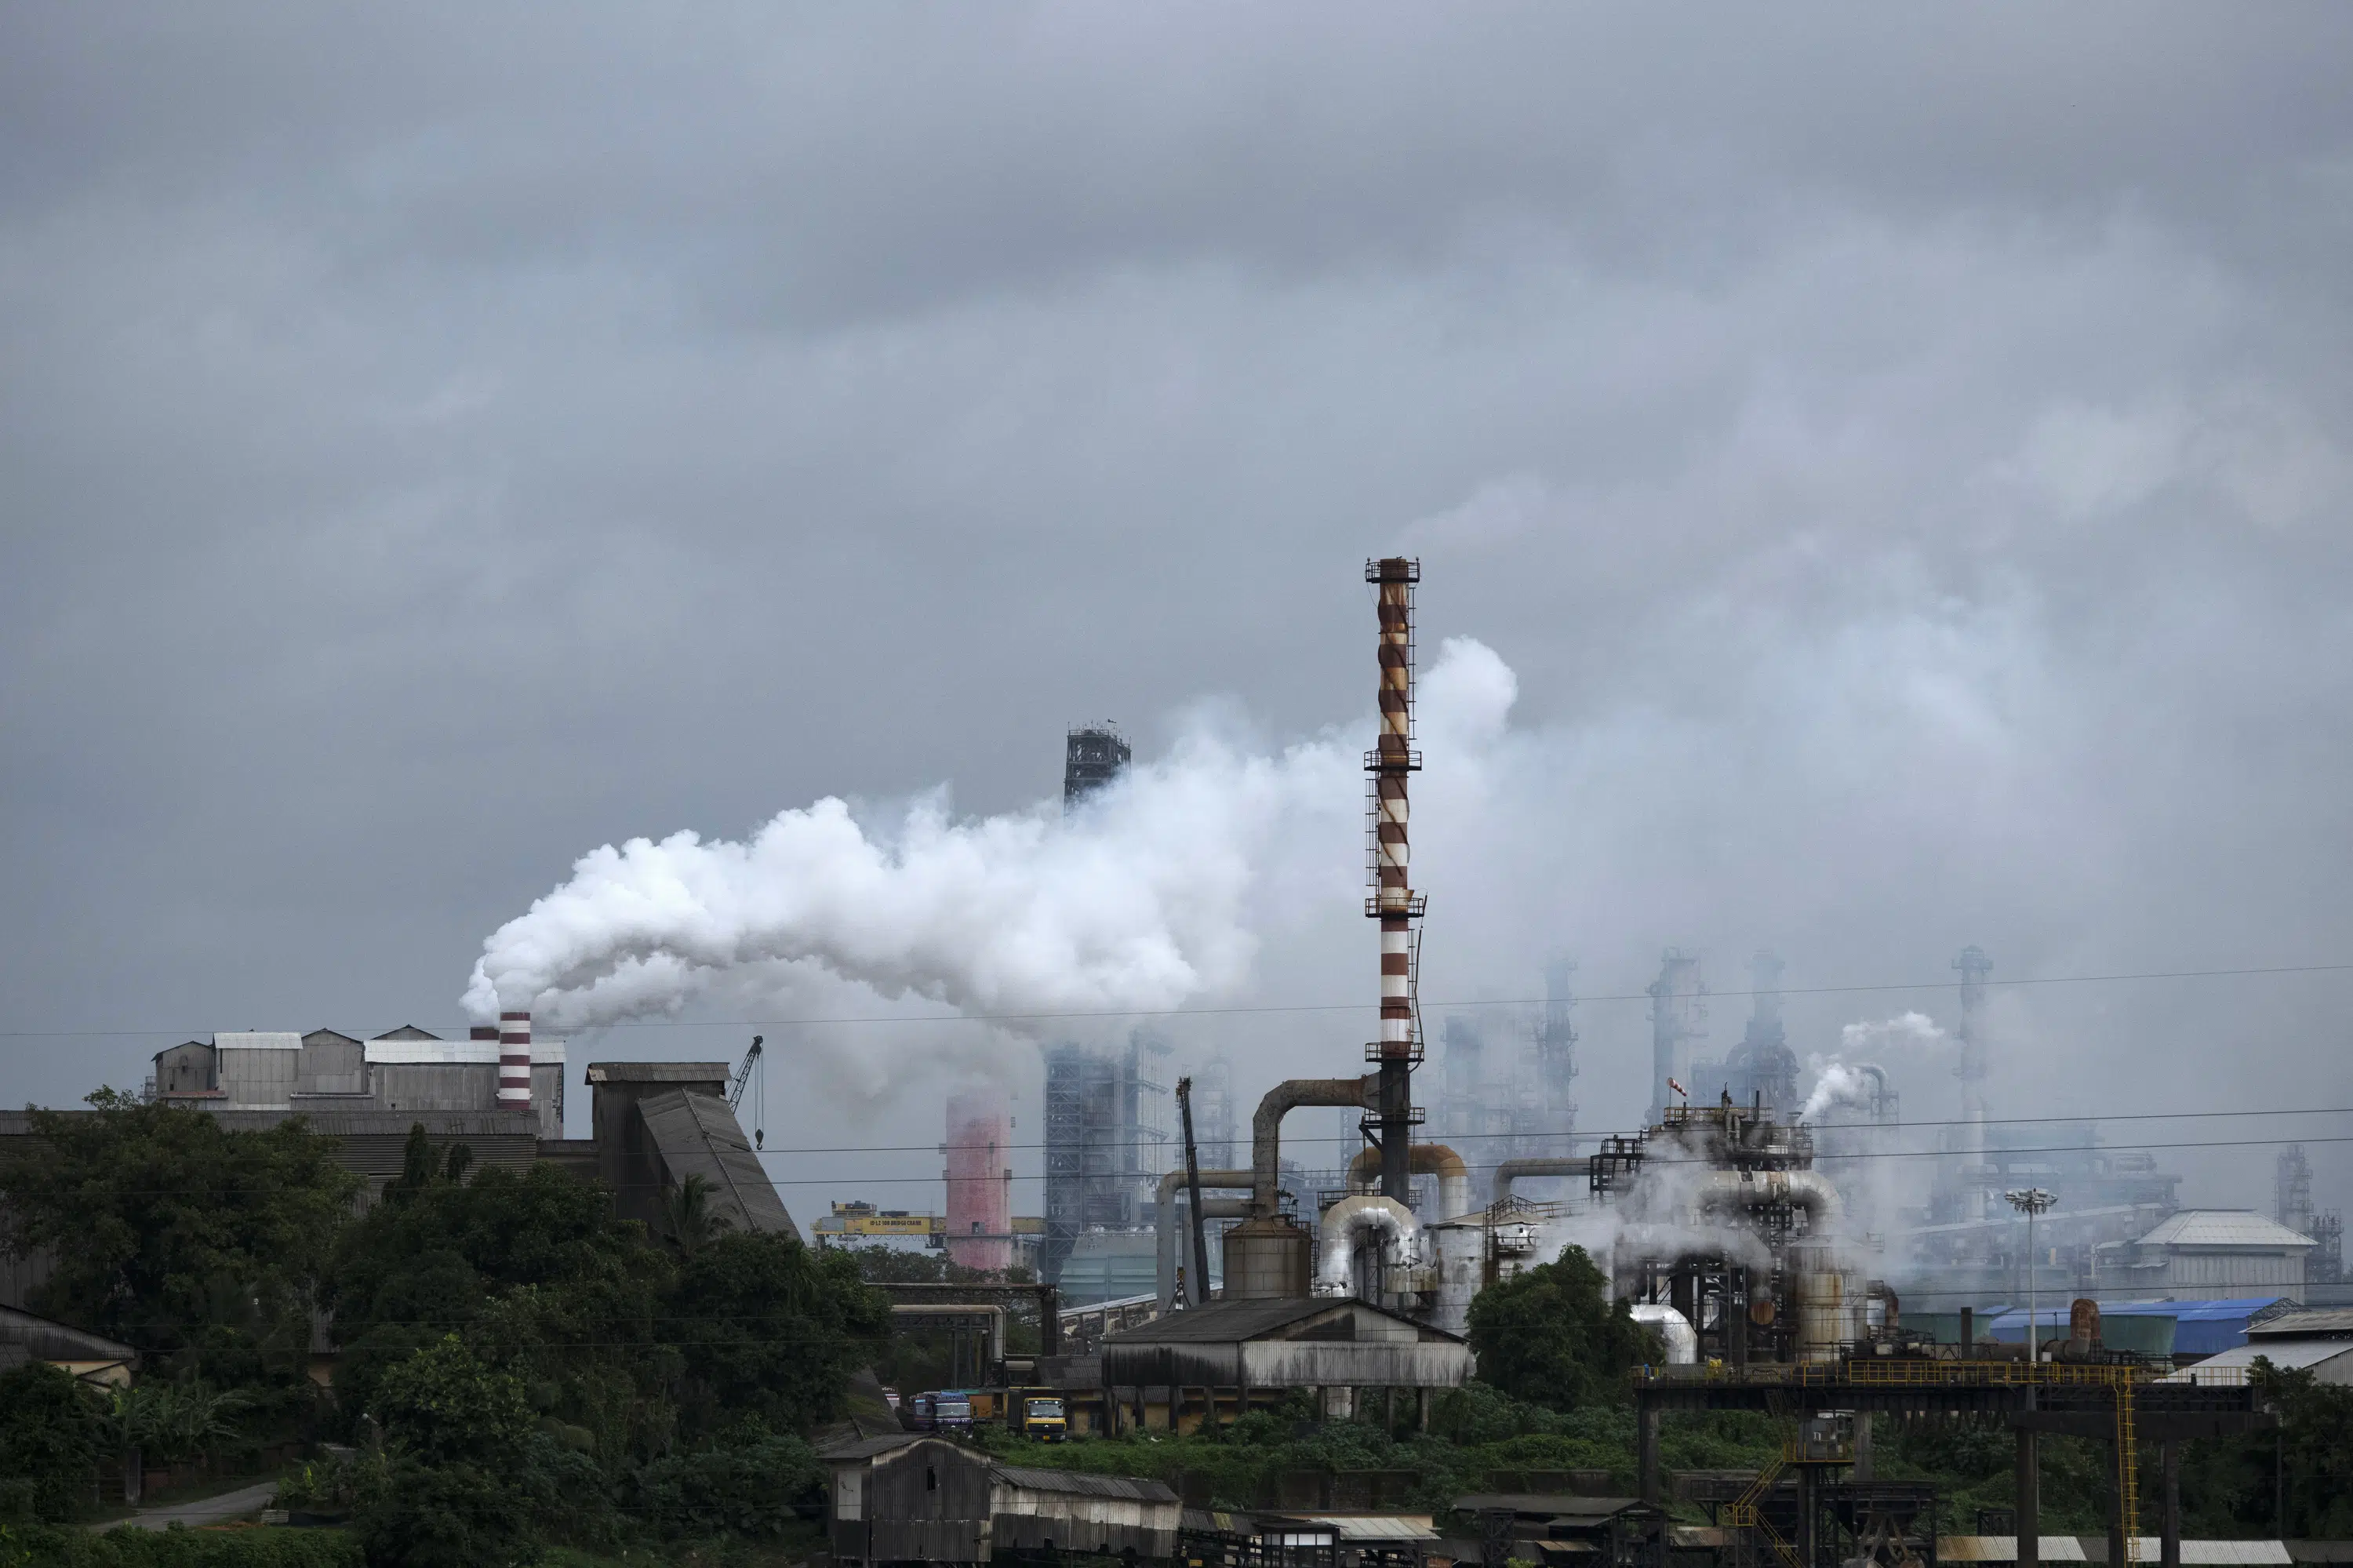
top-left (820, 1434), bottom-right (1181, 1565)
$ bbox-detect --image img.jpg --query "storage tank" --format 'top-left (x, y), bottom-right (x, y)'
top-left (1221, 1215), bottom-right (1312, 1299)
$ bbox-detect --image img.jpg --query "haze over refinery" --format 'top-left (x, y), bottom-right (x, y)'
top-left (5, 3), bottom-right (2353, 1228)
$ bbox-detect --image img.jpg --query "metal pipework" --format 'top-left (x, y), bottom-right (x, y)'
top-left (1252, 1076), bottom-right (1375, 1218)
top-left (1693, 1169), bottom-right (1845, 1234)
top-left (1314, 1195), bottom-right (1420, 1298)
top-left (1154, 1167), bottom-right (1251, 1312)
top-left (497, 1010), bottom-right (532, 1111)
top-left (1491, 1156), bottom-right (1592, 1209)
top-left (1344, 1143), bottom-right (1473, 1221)
top-left (1630, 1304), bottom-right (1698, 1366)
top-left (1366, 557), bottom-right (1424, 1203)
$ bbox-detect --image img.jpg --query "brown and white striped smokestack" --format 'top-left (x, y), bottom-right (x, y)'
top-left (1366, 557), bottom-right (1424, 1204)
top-left (498, 1010), bottom-right (532, 1111)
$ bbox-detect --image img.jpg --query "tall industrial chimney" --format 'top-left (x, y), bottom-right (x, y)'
top-left (498, 1010), bottom-right (532, 1111)
top-left (1954, 946), bottom-right (1991, 1224)
top-left (944, 1086), bottom-right (1014, 1272)
top-left (1366, 558), bottom-right (1425, 1203)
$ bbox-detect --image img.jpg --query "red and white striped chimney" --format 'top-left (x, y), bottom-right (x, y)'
top-left (498, 1010), bottom-right (533, 1111)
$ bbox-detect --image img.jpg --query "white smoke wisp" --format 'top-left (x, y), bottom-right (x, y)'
top-left (1801, 1058), bottom-right (1876, 1121)
top-left (1838, 1010), bottom-right (1947, 1057)
top-left (461, 638), bottom-right (1524, 1030)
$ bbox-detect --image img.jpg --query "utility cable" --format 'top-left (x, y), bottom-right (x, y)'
top-left (6, 959), bottom-right (2352, 1038)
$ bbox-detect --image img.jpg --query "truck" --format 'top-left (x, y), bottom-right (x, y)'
top-left (933, 1391), bottom-right (975, 1435)
top-left (1008, 1392), bottom-right (1067, 1442)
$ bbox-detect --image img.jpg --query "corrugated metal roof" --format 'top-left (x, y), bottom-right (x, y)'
top-left (1272, 1515), bottom-right (1436, 1541)
top-left (364, 1040), bottom-right (566, 1065)
top-left (1107, 1296), bottom-right (1460, 1345)
top-left (993, 1466), bottom-right (1179, 1503)
top-left (635, 1087), bottom-right (800, 1240)
top-left (214, 1032), bottom-right (303, 1051)
top-left (586, 1061), bottom-right (731, 1084)
top-left (2158, 1340), bottom-right (2353, 1380)
top-left (2251, 1308), bottom-right (2353, 1339)
top-left (2138, 1211), bottom-right (2315, 1250)
top-left (816, 1433), bottom-right (927, 1461)
top-left (1940, 1537), bottom-right (2089, 1562)
top-left (0, 1304), bottom-right (140, 1366)
top-left (2097, 1542), bottom-right (2290, 1564)
top-left (1453, 1496), bottom-right (1647, 1519)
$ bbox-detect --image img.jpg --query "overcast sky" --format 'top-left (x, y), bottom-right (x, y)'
top-left (5, 4), bottom-right (2351, 1219)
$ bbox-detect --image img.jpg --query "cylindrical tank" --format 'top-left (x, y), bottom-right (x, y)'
top-left (1789, 1243), bottom-right (1865, 1359)
top-left (1431, 1223), bottom-right (1484, 1335)
top-left (1221, 1216), bottom-right (1312, 1299)
top-left (944, 1086), bottom-right (1013, 1272)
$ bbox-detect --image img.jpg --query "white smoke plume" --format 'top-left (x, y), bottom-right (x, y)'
top-left (463, 638), bottom-right (1519, 1029)
top-left (1800, 1059), bottom-right (1877, 1122)
top-left (1837, 1010), bottom-right (1948, 1057)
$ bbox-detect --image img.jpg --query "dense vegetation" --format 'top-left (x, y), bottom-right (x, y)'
top-left (0, 1101), bottom-right (884, 1565)
top-left (6, 1098), bottom-right (2353, 1562)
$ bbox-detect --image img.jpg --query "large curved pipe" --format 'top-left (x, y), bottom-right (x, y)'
top-left (1630, 1304), bottom-right (1697, 1366)
top-left (1253, 1077), bottom-right (1374, 1218)
top-left (1314, 1195), bottom-right (1419, 1298)
top-left (1695, 1170), bottom-right (1844, 1235)
top-left (1491, 1156), bottom-right (1592, 1208)
top-left (1153, 1168), bottom-right (1252, 1311)
top-left (1344, 1143), bottom-right (1473, 1221)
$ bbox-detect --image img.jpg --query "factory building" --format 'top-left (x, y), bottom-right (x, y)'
top-left (1, 1034), bottom-right (798, 1319)
top-left (560, 1061), bottom-right (800, 1241)
top-left (147, 1025), bottom-right (566, 1141)
top-left (2094, 1210), bottom-right (2315, 1294)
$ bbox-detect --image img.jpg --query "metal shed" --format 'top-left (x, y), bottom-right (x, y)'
top-left (821, 1435), bottom-right (1181, 1565)
top-left (1100, 1297), bottom-right (1471, 1426)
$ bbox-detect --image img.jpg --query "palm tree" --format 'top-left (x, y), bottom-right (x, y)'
top-left (661, 1173), bottom-right (734, 1255)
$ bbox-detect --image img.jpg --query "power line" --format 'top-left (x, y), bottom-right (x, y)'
top-left (5, 960), bottom-right (2351, 1039)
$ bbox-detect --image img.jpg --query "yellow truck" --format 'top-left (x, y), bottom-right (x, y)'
top-left (1009, 1392), bottom-right (1067, 1442)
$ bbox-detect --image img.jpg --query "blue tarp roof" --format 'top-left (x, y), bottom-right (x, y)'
top-left (1981, 1297), bottom-right (2285, 1355)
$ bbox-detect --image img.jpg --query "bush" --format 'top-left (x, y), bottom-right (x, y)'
top-left (0, 1523), bottom-right (362, 1567)
top-left (631, 1423), bottom-right (824, 1539)
top-left (1465, 1245), bottom-right (1658, 1410)
top-left (0, 1362), bottom-right (110, 1522)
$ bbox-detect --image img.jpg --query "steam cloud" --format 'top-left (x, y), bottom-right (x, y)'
top-left (464, 638), bottom-right (1519, 1029)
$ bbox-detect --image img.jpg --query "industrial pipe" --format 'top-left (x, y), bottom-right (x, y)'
top-left (1252, 1077), bottom-right (1375, 1218)
top-left (1630, 1304), bottom-right (1698, 1366)
top-left (1154, 1168), bottom-right (1252, 1312)
top-left (1314, 1195), bottom-right (1420, 1299)
top-left (1694, 1170), bottom-right (1845, 1234)
top-left (1344, 1143), bottom-right (1473, 1221)
top-left (1490, 1156), bottom-right (1592, 1209)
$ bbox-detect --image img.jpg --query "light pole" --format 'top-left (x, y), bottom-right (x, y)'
top-left (2006, 1188), bottom-right (2058, 1361)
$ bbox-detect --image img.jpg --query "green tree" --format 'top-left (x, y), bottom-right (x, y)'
top-left (0, 1363), bottom-right (108, 1522)
top-left (355, 1335), bottom-right (538, 1568)
top-left (325, 1154), bottom-right (673, 1456)
top-left (1465, 1245), bottom-right (1658, 1411)
top-left (0, 1092), bottom-right (360, 1395)
top-left (668, 1231), bottom-right (890, 1436)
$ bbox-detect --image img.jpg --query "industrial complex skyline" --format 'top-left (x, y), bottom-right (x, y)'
top-left (5, 4), bottom-right (2353, 1232)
